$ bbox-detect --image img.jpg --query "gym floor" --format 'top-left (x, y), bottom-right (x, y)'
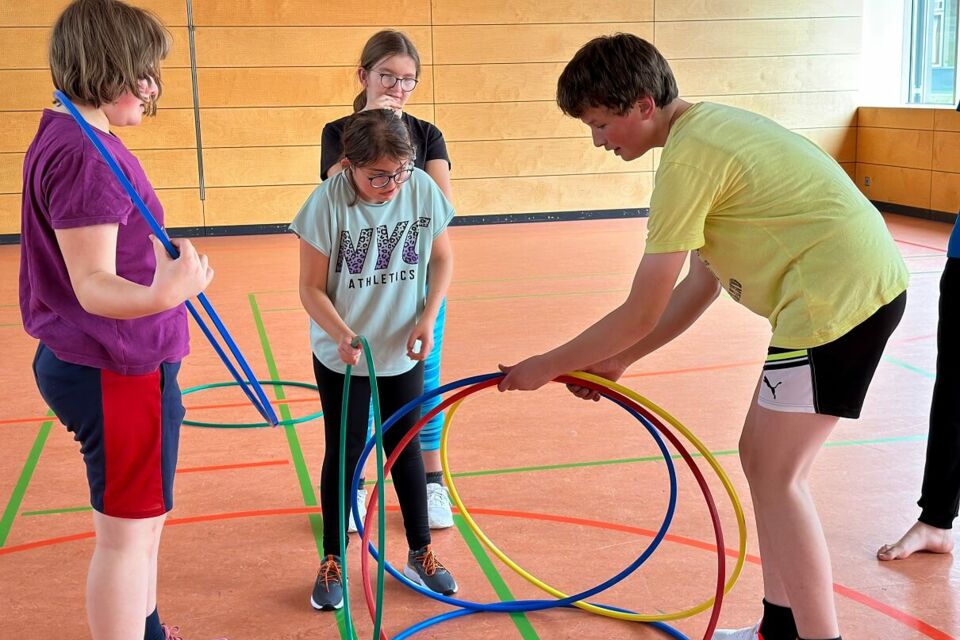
top-left (0, 214), bottom-right (956, 639)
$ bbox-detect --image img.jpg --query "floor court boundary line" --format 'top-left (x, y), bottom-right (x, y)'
top-left (0, 505), bottom-right (950, 639)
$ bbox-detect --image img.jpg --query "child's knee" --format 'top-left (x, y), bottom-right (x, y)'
top-left (93, 513), bottom-right (164, 552)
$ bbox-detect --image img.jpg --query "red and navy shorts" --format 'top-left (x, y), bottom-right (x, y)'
top-left (32, 343), bottom-right (185, 519)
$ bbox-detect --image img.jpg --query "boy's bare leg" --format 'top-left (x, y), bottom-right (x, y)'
top-left (88, 511), bottom-right (165, 640)
top-left (739, 392), bottom-right (840, 639)
top-left (877, 521), bottom-right (954, 560)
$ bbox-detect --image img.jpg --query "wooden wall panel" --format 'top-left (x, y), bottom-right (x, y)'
top-left (193, 0), bottom-right (431, 26)
top-left (856, 163), bottom-right (932, 209)
top-left (933, 131), bottom-right (960, 174)
top-left (447, 138), bottom-right (642, 179)
top-left (194, 27), bottom-right (433, 67)
top-left (934, 109), bottom-right (960, 132)
top-left (203, 147), bottom-right (319, 188)
top-left (0, 154), bottom-right (23, 195)
top-left (203, 185), bottom-right (315, 226)
top-left (132, 150), bottom-right (200, 189)
top-left (433, 63), bottom-right (566, 103)
top-left (655, 0), bottom-right (860, 20)
top-left (703, 92), bottom-right (859, 129)
top-left (0, 194), bottom-right (21, 234)
top-left (858, 107), bottom-right (934, 130)
top-left (854, 106), bottom-right (960, 214)
top-left (0, 0), bottom-right (188, 26)
top-left (857, 127), bottom-right (933, 170)
top-left (156, 188), bottom-right (204, 227)
top-left (673, 55), bottom-right (858, 95)
top-left (433, 23), bottom-right (654, 64)
top-left (435, 103), bottom-right (586, 141)
top-left (432, 0), bottom-right (653, 24)
top-left (2, 0), bottom-right (868, 233)
top-left (932, 172), bottom-right (960, 214)
top-left (657, 18), bottom-right (860, 58)
top-left (453, 173), bottom-right (653, 215)
top-left (196, 67), bottom-right (434, 108)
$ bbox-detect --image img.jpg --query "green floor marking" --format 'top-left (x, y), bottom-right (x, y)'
top-left (1, 413), bottom-right (54, 547)
top-left (454, 514), bottom-right (538, 639)
top-left (22, 505), bottom-right (93, 517)
top-left (250, 293), bottom-right (355, 640)
top-left (883, 356), bottom-right (935, 379)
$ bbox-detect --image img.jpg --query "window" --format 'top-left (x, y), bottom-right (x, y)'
top-left (907, 0), bottom-right (959, 104)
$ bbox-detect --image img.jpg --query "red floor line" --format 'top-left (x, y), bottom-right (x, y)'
top-left (622, 359), bottom-right (760, 379)
top-left (0, 505), bottom-right (951, 639)
top-left (177, 460), bottom-right (289, 474)
top-left (894, 237), bottom-right (947, 253)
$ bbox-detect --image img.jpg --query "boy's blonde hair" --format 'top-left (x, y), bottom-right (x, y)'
top-left (557, 33), bottom-right (678, 118)
top-left (50, 0), bottom-right (170, 115)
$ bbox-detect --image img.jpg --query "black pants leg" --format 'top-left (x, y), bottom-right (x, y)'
top-left (918, 258), bottom-right (960, 529)
top-left (314, 357), bottom-right (430, 556)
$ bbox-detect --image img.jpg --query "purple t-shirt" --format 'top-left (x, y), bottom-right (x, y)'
top-left (19, 109), bottom-right (189, 375)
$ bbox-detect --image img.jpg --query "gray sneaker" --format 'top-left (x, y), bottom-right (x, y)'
top-left (310, 555), bottom-right (344, 611)
top-left (403, 545), bottom-right (458, 595)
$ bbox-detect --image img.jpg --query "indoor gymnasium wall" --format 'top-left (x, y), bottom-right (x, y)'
top-left (0, 0), bottom-right (864, 236)
top-left (0, 0), bottom-right (202, 235)
top-left (855, 107), bottom-right (960, 219)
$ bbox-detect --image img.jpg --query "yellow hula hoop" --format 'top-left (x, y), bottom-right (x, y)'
top-left (440, 371), bottom-right (747, 622)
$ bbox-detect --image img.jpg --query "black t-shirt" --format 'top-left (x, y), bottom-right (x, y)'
top-left (319, 111), bottom-right (451, 180)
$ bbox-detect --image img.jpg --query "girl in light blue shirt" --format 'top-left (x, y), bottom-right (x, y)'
top-left (290, 109), bottom-right (457, 611)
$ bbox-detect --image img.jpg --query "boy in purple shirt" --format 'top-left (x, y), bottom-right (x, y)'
top-left (19, 1), bottom-right (217, 639)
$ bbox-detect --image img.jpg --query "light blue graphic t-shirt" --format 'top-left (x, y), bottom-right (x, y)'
top-left (289, 168), bottom-right (454, 376)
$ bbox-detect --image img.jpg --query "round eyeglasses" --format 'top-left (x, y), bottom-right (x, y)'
top-left (377, 72), bottom-right (419, 92)
top-left (361, 164), bottom-right (415, 189)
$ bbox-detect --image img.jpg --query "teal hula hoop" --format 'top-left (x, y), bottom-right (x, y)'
top-left (181, 380), bottom-right (323, 428)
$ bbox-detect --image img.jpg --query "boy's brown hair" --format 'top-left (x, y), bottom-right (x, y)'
top-left (556, 33), bottom-right (678, 118)
top-left (342, 109), bottom-right (417, 204)
top-left (49, 0), bottom-right (170, 115)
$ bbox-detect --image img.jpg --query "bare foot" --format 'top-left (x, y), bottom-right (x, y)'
top-left (877, 521), bottom-right (955, 560)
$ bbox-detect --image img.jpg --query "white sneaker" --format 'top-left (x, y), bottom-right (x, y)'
top-left (426, 483), bottom-right (454, 529)
top-left (712, 624), bottom-right (761, 639)
top-left (346, 488), bottom-right (368, 533)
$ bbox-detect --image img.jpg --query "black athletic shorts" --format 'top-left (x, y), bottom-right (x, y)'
top-left (758, 291), bottom-right (906, 419)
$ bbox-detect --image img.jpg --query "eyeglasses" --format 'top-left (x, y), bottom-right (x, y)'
top-left (358, 163), bottom-right (415, 189)
top-left (377, 73), bottom-right (419, 92)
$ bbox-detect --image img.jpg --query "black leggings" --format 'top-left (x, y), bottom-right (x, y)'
top-left (314, 357), bottom-right (430, 555)
top-left (919, 257), bottom-right (960, 529)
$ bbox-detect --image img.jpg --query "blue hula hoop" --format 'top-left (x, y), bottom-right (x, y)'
top-left (349, 373), bottom-right (687, 639)
top-left (53, 91), bottom-right (278, 426)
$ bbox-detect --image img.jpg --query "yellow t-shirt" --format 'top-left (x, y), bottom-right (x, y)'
top-left (647, 102), bottom-right (908, 348)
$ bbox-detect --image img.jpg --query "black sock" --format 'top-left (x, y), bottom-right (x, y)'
top-left (425, 471), bottom-right (444, 485)
top-left (144, 608), bottom-right (163, 640)
top-left (759, 598), bottom-right (799, 640)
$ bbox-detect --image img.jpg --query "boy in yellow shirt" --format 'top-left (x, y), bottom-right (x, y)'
top-left (499, 34), bottom-right (908, 640)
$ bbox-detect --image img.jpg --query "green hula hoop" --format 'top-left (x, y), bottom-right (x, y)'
top-left (180, 380), bottom-right (323, 428)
